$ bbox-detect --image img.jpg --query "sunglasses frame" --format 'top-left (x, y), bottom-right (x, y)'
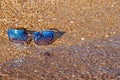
top-left (7, 28), bottom-right (56, 45)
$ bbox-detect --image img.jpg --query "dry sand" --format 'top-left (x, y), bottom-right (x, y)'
top-left (0, 0), bottom-right (120, 80)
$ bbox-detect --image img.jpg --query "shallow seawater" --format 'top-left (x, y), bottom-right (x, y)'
top-left (0, 35), bottom-right (120, 80)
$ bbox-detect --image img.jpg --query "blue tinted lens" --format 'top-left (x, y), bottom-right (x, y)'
top-left (7, 28), bottom-right (29, 43)
top-left (33, 30), bottom-right (54, 45)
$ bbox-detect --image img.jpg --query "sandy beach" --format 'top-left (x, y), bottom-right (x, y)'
top-left (0, 0), bottom-right (120, 80)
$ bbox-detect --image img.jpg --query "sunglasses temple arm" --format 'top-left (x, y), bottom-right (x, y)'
top-left (49, 28), bottom-right (60, 32)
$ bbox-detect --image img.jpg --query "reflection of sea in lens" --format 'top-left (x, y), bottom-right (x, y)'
top-left (37, 38), bottom-right (52, 45)
top-left (8, 35), bottom-right (28, 44)
top-left (9, 38), bottom-right (28, 44)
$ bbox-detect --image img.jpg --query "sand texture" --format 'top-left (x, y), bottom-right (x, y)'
top-left (0, 0), bottom-right (120, 80)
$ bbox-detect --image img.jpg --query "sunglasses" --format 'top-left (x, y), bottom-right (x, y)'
top-left (7, 28), bottom-right (56, 45)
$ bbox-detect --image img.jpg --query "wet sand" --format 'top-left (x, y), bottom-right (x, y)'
top-left (0, 0), bottom-right (120, 80)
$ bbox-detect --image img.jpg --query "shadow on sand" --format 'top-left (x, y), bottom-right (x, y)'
top-left (49, 28), bottom-right (65, 44)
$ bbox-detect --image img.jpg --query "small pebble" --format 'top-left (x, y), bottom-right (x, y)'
top-left (14, 59), bottom-right (24, 63)
top-left (34, 70), bottom-right (38, 73)
top-left (87, 50), bottom-right (89, 52)
top-left (70, 21), bottom-right (74, 24)
top-left (75, 50), bottom-right (78, 53)
top-left (81, 38), bottom-right (85, 41)
top-left (113, 32), bottom-right (116, 34)
top-left (52, 18), bottom-right (57, 21)
top-left (38, 19), bottom-right (43, 22)
top-left (44, 52), bottom-right (51, 56)
top-left (72, 74), bottom-right (75, 77)
top-left (105, 35), bottom-right (109, 37)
